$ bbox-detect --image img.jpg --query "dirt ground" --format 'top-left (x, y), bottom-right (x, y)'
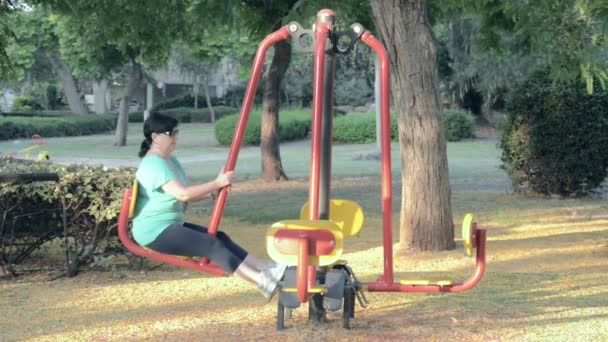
top-left (2, 176), bottom-right (608, 341)
top-left (2, 130), bottom-right (608, 341)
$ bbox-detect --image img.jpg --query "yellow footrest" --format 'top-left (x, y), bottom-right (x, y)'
top-left (400, 280), bottom-right (453, 286)
top-left (282, 287), bottom-right (328, 294)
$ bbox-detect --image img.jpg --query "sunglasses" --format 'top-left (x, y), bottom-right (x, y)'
top-left (162, 129), bottom-right (180, 137)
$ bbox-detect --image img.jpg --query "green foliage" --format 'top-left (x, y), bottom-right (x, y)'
top-left (0, 115), bottom-right (116, 140)
top-left (331, 110), bottom-right (474, 144)
top-left (55, 1), bottom-right (188, 76)
top-left (159, 107), bottom-right (237, 123)
top-left (500, 67), bottom-right (608, 197)
top-left (214, 110), bottom-right (311, 145)
top-left (127, 107), bottom-right (238, 123)
top-left (0, 158), bottom-right (135, 275)
top-left (443, 109), bottom-right (475, 142)
top-left (11, 97), bottom-right (44, 111)
top-left (151, 94), bottom-right (201, 111)
top-left (333, 113), bottom-right (398, 144)
top-left (469, 0), bottom-right (608, 93)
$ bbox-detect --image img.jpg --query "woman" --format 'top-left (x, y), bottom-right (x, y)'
top-left (133, 113), bottom-right (285, 298)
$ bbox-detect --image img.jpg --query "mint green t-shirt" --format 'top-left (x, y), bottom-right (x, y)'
top-left (132, 154), bottom-right (188, 246)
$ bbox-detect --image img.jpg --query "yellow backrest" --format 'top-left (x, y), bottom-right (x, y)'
top-left (299, 199), bottom-right (365, 237)
top-left (266, 220), bottom-right (343, 266)
top-left (128, 180), bottom-right (139, 219)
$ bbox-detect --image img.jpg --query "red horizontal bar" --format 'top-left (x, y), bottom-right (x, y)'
top-left (365, 230), bottom-right (487, 293)
top-left (273, 229), bottom-right (336, 256)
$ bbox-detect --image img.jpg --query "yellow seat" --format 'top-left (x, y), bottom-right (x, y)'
top-left (128, 180), bottom-right (139, 219)
top-left (300, 199), bottom-right (365, 237)
top-left (266, 220), bottom-right (344, 266)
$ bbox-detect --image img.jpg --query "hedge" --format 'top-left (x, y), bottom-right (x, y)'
top-left (332, 109), bottom-right (474, 144)
top-left (215, 109), bottom-right (477, 145)
top-left (0, 115), bottom-right (117, 141)
top-left (0, 158), bottom-right (135, 276)
top-left (214, 110), bottom-right (311, 145)
top-left (128, 106), bottom-right (237, 123)
top-left (333, 113), bottom-right (398, 143)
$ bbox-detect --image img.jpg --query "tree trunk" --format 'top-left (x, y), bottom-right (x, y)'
top-left (260, 35), bottom-right (291, 181)
top-left (46, 52), bottom-right (88, 115)
top-left (371, 0), bottom-right (455, 251)
top-left (203, 77), bottom-right (215, 123)
top-left (93, 79), bottom-right (108, 114)
top-left (114, 61), bottom-right (143, 146)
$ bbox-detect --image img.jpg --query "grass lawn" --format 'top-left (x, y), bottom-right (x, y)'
top-left (1, 123), bottom-right (607, 341)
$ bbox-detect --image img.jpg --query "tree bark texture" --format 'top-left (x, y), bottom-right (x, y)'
top-left (93, 79), bottom-right (108, 114)
top-left (114, 61), bottom-right (143, 146)
top-left (370, 0), bottom-right (455, 251)
top-left (203, 77), bottom-right (215, 123)
top-left (260, 37), bottom-right (291, 181)
top-left (46, 52), bottom-right (88, 115)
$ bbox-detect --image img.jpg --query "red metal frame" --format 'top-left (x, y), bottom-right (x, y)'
top-left (358, 30), bottom-right (486, 293)
top-left (208, 26), bottom-right (292, 234)
top-left (307, 11), bottom-right (333, 221)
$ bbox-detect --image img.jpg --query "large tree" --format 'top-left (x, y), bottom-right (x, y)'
top-left (234, 0), bottom-right (301, 181)
top-left (370, 0), bottom-right (454, 251)
top-left (54, 0), bottom-right (187, 145)
top-left (4, 8), bottom-right (88, 114)
top-left (368, 0), bottom-right (608, 252)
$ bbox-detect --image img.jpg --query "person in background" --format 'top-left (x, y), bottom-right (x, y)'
top-left (133, 113), bottom-right (285, 298)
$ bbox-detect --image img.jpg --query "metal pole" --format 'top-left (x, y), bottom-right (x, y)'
top-left (375, 55), bottom-right (382, 152)
top-left (319, 46), bottom-right (336, 220)
top-left (307, 10), bottom-right (333, 221)
top-left (208, 26), bottom-right (292, 234)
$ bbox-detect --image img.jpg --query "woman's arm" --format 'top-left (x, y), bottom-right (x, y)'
top-left (162, 171), bottom-right (234, 202)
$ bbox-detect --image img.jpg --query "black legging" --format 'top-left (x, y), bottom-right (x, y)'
top-left (145, 222), bottom-right (249, 273)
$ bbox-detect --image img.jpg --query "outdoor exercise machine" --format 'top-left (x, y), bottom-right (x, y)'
top-left (117, 9), bottom-right (487, 330)
top-left (4, 134), bottom-right (51, 161)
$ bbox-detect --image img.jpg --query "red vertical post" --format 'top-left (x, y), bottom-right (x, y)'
top-left (297, 239), bottom-right (310, 303)
top-left (308, 9), bottom-right (334, 221)
top-left (360, 31), bottom-right (393, 283)
top-left (207, 27), bottom-right (291, 234)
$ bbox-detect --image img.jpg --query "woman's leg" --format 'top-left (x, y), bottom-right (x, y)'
top-left (146, 223), bottom-right (283, 297)
top-left (183, 223), bottom-right (277, 271)
top-left (146, 223), bottom-right (246, 274)
top-left (183, 223), bottom-right (249, 261)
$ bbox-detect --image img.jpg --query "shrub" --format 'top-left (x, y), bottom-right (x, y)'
top-left (443, 109), bottom-right (475, 142)
top-left (0, 114), bottom-right (116, 140)
top-left (151, 94), bottom-right (196, 111)
top-left (128, 111), bottom-right (144, 122)
top-left (0, 158), bottom-right (135, 275)
top-left (333, 113), bottom-right (398, 144)
top-left (500, 67), bottom-right (608, 197)
top-left (127, 107), bottom-right (237, 123)
top-left (12, 97), bottom-right (44, 111)
top-left (151, 94), bottom-right (223, 112)
top-left (335, 78), bottom-right (373, 107)
top-left (215, 110), bottom-right (311, 145)
top-left (159, 106), bottom-right (237, 123)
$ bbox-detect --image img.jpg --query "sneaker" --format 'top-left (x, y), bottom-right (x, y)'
top-left (266, 263), bottom-right (287, 282)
